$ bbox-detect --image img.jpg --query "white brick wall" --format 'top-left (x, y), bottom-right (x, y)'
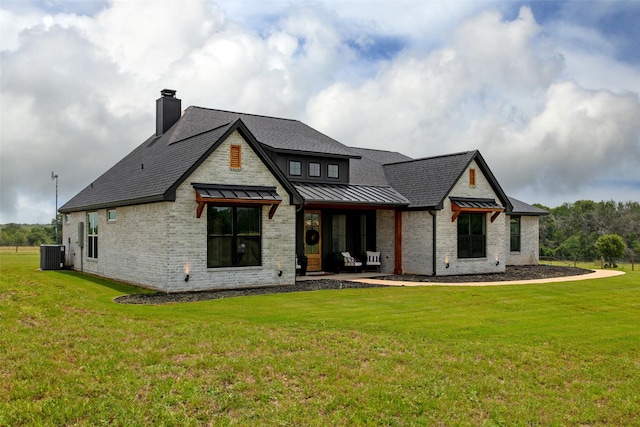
top-left (375, 210), bottom-right (396, 274)
top-left (401, 211), bottom-right (434, 275)
top-left (434, 160), bottom-right (507, 276)
top-left (506, 215), bottom-right (540, 265)
top-left (62, 130), bottom-right (296, 292)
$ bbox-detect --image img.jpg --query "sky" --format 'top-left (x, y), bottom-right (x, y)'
top-left (1, 0), bottom-right (639, 224)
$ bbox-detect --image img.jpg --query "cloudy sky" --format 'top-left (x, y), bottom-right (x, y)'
top-left (1, 0), bottom-right (639, 224)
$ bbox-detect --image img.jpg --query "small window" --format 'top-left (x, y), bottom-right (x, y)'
top-left (469, 168), bottom-right (476, 187)
top-left (230, 145), bottom-right (242, 169)
top-left (107, 209), bottom-right (117, 221)
top-left (510, 216), bottom-right (521, 252)
top-left (289, 161), bottom-right (301, 176)
top-left (65, 214), bottom-right (71, 224)
top-left (309, 162), bottom-right (321, 177)
top-left (328, 164), bottom-right (339, 179)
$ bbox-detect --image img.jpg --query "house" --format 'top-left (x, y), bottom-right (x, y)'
top-left (59, 90), bottom-right (546, 292)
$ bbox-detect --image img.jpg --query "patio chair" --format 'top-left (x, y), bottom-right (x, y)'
top-left (341, 252), bottom-right (362, 272)
top-left (366, 251), bottom-right (381, 272)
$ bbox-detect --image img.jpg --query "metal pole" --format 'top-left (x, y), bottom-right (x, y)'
top-left (52, 172), bottom-right (59, 244)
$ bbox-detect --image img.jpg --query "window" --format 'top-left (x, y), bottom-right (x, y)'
top-left (87, 212), bottom-right (98, 259)
top-left (469, 168), bottom-right (476, 187)
top-left (457, 213), bottom-right (486, 258)
top-left (309, 162), bottom-right (321, 177)
top-left (510, 216), bottom-right (521, 252)
top-left (65, 214), bottom-right (71, 224)
top-left (331, 214), bottom-right (346, 252)
top-left (107, 209), bottom-right (117, 221)
top-left (289, 160), bottom-right (301, 176)
top-left (328, 164), bottom-right (339, 179)
top-left (230, 145), bottom-right (242, 168)
top-left (207, 206), bottom-right (261, 268)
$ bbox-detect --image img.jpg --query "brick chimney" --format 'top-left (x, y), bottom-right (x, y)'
top-left (156, 89), bottom-right (181, 136)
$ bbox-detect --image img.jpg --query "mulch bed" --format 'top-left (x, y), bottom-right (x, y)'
top-left (115, 265), bottom-right (592, 305)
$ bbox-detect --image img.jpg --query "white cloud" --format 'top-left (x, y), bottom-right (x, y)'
top-left (1, 1), bottom-right (639, 223)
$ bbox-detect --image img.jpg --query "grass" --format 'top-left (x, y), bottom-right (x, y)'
top-left (1, 250), bottom-right (639, 426)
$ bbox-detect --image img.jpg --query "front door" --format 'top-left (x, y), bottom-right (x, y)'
top-left (304, 210), bottom-right (322, 271)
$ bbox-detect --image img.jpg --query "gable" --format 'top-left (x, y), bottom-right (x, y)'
top-left (60, 119), bottom-right (301, 213)
top-left (383, 151), bottom-right (511, 211)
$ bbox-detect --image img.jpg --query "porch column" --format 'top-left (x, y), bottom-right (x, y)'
top-left (394, 210), bottom-right (403, 274)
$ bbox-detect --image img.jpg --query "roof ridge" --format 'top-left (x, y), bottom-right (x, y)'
top-left (167, 120), bottom-right (233, 145)
top-left (189, 105), bottom-right (300, 123)
top-left (386, 150), bottom-right (476, 166)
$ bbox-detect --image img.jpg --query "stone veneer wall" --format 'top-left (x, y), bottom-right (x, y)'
top-left (506, 215), bottom-right (540, 266)
top-left (435, 160), bottom-right (507, 276)
top-left (62, 130), bottom-right (296, 292)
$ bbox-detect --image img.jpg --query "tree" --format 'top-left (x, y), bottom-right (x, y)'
top-left (595, 234), bottom-right (626, 268)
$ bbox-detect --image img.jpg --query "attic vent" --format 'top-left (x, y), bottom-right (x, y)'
top-left (230, 145), bottom-right (242, 169)
top-left (469, 168), bottom-right (476, 187)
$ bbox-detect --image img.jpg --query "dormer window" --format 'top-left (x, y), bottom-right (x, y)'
top-left (469, 168), bottom-right (476, 187)
top-left (328, 164), bottom-right (339, 179)
top-left (309, 162), bottom-right (321, 177)
top-left (289, 161), bottom-right (301, 176)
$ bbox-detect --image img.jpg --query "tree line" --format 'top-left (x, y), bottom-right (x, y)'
top-left (0, 222), bottom-right (58, 249)
top-left (536, 200), bottom-right (640, 263)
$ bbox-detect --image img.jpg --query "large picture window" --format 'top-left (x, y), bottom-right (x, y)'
top-left (510, 216), bottom-right (521, 252)
top-left (457, 213), bottom-right (486, 258)
top-left (207, 206), bottom-right (261, 268)
top-left (87, 212), bottom-right (98, 259)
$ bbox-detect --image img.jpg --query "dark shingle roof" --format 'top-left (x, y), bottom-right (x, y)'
top-left (508, 197), bottom-right (548, 216)
top-left (383, 151), bottom-right (512, 210)
top-left (175, 107), bottom-right (361, 158)
top-left (60, 118), bottom-right (300, 212)
top-left (349, 147), bottom-right (413, 186)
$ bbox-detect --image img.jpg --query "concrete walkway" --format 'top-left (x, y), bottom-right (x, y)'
top-left (297, 269), bottom-right (626, 287)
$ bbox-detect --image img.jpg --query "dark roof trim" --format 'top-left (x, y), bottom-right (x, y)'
top-left (163, 118), bottom-right (303, 206)
top-left (59, 195), bottom-right (165, 214)
top-left (266, 146), bottom-right (361, 160)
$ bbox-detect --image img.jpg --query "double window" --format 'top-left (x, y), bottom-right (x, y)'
top-left (457, 213), bottom-right (486, 258)
top-left (87, 212), bottom-right (98, 259)
top-left (510, 216), bottom-right (521, 252)
top-left (207, 206), bottom-right (261, 268)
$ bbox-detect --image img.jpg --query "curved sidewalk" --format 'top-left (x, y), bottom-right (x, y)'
top-left (350, 269), bottom-right (626, 287)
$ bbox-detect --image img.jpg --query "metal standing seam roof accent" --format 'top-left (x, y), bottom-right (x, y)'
top-left (449, 197), bottom-right (504, 210)
top-left (294, 182), bottom-right (409, 206)
top-left (192, 183), bottom-right (282, 202)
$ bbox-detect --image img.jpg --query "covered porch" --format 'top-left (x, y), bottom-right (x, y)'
top-left (293, 182), bottom-right (409, 274)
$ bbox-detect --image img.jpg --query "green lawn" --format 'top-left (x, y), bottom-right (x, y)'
top-left (1, 250), bottom-right (639, 426)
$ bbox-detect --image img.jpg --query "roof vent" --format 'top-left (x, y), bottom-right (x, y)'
top-left (156, 89), bottom-right (181, 136)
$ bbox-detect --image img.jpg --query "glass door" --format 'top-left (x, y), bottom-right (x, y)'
top-left (304, 210), bottom-right (322, 271)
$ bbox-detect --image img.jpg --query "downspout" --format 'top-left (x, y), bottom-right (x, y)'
top-left (429, 210), bottom-right (437, 276)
